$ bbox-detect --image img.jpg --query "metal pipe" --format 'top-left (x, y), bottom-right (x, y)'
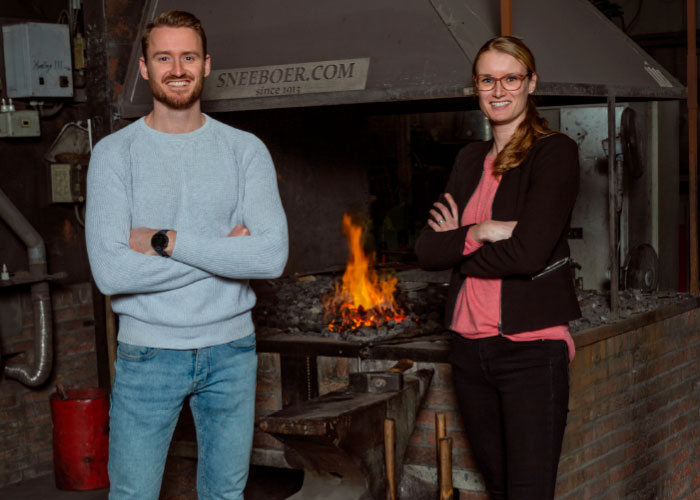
top-left (500, 0), bottom-right (513, 36)
top-left (608, 96), bottom-right (619, 314)
top-left (0, 188), bottom-right (53, 387)
top-left (687, 0), bottom-right (698, 292)
top-left (0, 189), bottom-right (45, 271)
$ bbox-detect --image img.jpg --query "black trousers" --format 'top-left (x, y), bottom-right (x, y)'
top-left (450, 334), bottom-right (570, 500)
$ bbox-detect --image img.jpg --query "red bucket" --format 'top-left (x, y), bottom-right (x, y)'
top-left (50, 388), bottom-right (109, 490)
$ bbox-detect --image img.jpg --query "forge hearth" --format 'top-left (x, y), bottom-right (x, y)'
top-left (252, 269), bottom-right (448, 342)
top-left (253, 267), bottom-right (696, 342)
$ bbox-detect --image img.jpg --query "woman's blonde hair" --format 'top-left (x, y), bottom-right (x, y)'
top-left (472, 36), bottom-right (555, 176)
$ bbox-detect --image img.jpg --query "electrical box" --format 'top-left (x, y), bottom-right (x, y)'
top-left (0, 109), bottom-right (40, 137)
top-left (50, 163), bottom-right (85, 203)
top-left (2, 23), bottom-right (73, 98)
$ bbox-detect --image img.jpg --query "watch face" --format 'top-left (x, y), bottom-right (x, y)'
top-left (151, 232), bottom-right (168, 251)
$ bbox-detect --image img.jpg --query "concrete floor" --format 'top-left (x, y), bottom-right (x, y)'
top-left (0, 465), bottom-right (303, 500)
top-left (0, 475), bottom-right (107, 500)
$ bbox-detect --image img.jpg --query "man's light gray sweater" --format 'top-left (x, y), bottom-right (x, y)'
top-left (85, 115), bottom-right (288, 349)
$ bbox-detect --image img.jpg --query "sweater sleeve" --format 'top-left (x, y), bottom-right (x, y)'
top-left (85, 141), bottom-right (213, 297)
top-left (170, 141), bottom-right (289, 279)
top-left (460, 134), bottom-right (580, 278)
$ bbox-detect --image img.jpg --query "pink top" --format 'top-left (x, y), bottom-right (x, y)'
top-left (450, 156), bottom-right (575, 361)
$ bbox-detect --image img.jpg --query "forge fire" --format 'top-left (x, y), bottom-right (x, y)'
top-left (323, 214), bottom-right (407, 333)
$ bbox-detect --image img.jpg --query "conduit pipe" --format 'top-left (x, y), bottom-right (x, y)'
top-left (0, 188), bottom-right (53, 387)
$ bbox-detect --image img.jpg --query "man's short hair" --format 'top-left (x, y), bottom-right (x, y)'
top-left (141, 10), bottom-right (207, 59)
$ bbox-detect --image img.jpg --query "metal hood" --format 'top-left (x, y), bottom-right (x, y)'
top-left (119, 0), bottom-right (685, 118)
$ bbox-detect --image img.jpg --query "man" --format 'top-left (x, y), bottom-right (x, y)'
top-left (85, 10), bottom-right (288, 499)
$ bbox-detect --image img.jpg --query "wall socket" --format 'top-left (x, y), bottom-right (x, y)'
top-left (0, 109), bottom-right (41, 137)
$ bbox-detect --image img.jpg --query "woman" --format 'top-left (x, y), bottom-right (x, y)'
top-left (415, 37), bottom-right (580, 499)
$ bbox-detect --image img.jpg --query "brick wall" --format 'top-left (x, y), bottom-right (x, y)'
top-left (253, 303), bottom-right (700, 499)
top-left (557, 306), bottom-right (700, 499)
top-left (0, 283), bottom-right (98, 488)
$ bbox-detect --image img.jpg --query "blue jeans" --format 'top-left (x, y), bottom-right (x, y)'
top-left (450, 334), bottom-right (569, 500)
top-left (108, 334), bottom-right (258, 500)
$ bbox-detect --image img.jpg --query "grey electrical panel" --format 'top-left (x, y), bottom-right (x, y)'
top-left (2, 23), bottom-right (73, 98)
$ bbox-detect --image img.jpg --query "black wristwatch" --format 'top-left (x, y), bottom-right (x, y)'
top-left (151, 230), bottom-right (171, 257)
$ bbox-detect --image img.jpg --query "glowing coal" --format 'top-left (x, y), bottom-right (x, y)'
top-left (323, 214), bottom-right (407, 334)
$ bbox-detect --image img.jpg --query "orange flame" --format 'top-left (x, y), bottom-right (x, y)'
top-left (324, 214), bottom-right (406, 333)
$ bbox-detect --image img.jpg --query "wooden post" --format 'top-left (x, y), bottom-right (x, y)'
top-left (500, 0), bottom-right (513, 36)
top-left (384, 418), bottom-right (396, 500)
top-left (688, 0), bottom-right (699, 292)
top-left (105, 296), bottom-right (117, 387)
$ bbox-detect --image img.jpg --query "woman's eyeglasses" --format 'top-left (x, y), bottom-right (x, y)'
top-left (474, 74), bottom-right (530, 91)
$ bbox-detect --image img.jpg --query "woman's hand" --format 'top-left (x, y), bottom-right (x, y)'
top-left (428, 193), bottom-right (459, 232)
top-left (468, 220), bottom-right (517, 243)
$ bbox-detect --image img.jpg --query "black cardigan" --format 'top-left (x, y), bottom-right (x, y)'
top-left (415, 133), bottom-right (582, 334)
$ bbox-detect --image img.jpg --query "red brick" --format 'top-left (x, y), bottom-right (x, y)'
top-left (408, 427), bottom-right (426, 446)
top-left (52, 307), bottom-right (77, 322)
top-left (255, 378), bottom-right (280, 393)
top-left (403, 443), bottom-right (433, 466)
top-left (76, 304), bottom-right (94, 319)
top-left (54, 319), bottom-right (88, 333)
top-left (254, 392), bottom-right (280, 412)
top-left (0, 394), bottom-right (18, 408)
top-left (51, 290), bottom-right (72, 308)
top-left (458, 490), bottom-right (489, 500)
top-left (423, 388), bottom-right (458, 408)
top-left (54, 328), bottom-right (94, 346)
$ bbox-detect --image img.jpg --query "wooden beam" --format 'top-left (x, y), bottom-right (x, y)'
top-left (500, 0), bottom-right (513, 36)
top-left (688, 0), bottom-right (698, 292)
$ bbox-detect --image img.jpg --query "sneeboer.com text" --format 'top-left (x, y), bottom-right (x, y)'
top-left (215, 62), bottom-right (358, 96)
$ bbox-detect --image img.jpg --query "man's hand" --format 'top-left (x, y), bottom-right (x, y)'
top-left (228, 224), bottom-right (250, 237)
top-left (129, 228), bottom-right (159, 255)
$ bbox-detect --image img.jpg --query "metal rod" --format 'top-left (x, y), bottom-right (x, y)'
top-left (500, 0), bottom-right (513, 36)
top-left (688, 0), bottom-right (698, 292)
top-left (608, 96), bottom-right (619, 314)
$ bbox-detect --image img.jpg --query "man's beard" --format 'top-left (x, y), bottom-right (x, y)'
top-left (149, 70), bottom-right (205, 110)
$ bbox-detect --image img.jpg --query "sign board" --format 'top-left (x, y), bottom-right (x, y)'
top-left (204, 58), bottom-right (370, 100)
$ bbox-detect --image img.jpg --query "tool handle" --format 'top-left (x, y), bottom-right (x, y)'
top-left (56, 383), bottom-right (69, 400)
top-left (439, 437), bottom-right (454, 500)
top-left (435, 412), bottom-right (447, 483)
top-left (385, 418), bottom-right (396, 500)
